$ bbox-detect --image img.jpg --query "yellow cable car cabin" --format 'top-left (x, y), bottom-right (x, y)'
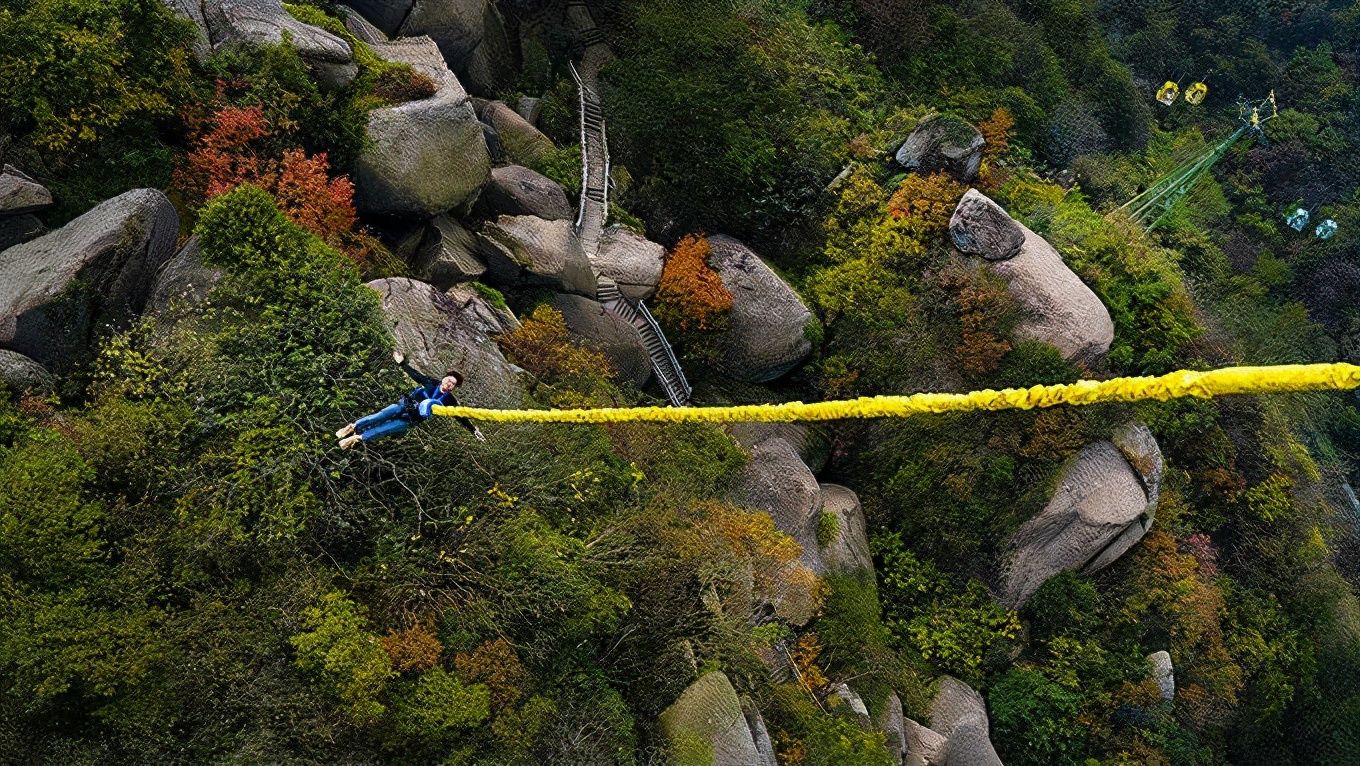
top-left (1185, 82), bottom-right (1208, 105)
top-left (1157, 81), bottom-right (1180, 105)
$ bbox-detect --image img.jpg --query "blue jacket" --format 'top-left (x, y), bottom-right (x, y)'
top-left (399, 361), bottom-right (476, 434)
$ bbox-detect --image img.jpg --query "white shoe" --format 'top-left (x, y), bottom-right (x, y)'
top-left (336, 423), bottom-right (355, 439)
top-left (339, 434), bottom-right (362, 449)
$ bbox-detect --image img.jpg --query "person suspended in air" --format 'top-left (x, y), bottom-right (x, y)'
top-left (336, 350), bottom-right (485, 449)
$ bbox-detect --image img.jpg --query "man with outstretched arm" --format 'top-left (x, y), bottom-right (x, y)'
top-left (336, 350), bottom-right (485, 449)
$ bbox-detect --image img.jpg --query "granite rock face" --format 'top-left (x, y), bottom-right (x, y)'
top-left (659, 672), bottom-right (763, 766)
top-left (550, 293), bottom-right (652, 388)
top-left (351, 35), bottom-right (490, 218)
top-left (352, 0), bottom-right (516, 94)
top-left (413, 215), bottom-right (488, 287)
top-left (444, 283), bottom-right (518, 336)
top-left (929, 676), bottom-right (1004, 766)
top-left (480, 215), bottom-right (596, 297)
top-left (897, 114), bottom-right (986, 182)
top-left (0, 349), bottom-right (55, 394)
top-left (478, 165), bottom-right (572, 221)
top-left (0, 189), bottom-right (178, 372)
top-left (477, 100), bottom-right (556, 164)
top-left (203, 0), bottom-right (358, 87)
top-left (1001, 423), bottom-right (1163, 608)
top-left (593, 226), bottom-right (665, 300)
top-left (366, 277), bottom-right (524, 407)
top-left (1147, 650), bottom-right (1175, 701)
top-left (951, 190), bottom-right (1113, 362)
top-left (0, 165), bottom-right (53, 216)
top-left (707, 235), bottom-right (815, 383)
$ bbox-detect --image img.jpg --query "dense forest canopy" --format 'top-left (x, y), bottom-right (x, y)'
top-left (1, 0), bottom-right (1359, 764)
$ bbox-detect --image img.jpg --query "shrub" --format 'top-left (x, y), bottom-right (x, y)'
top-left (816, 511), bottom-right (841, 547)
top-left (655, 235), bottom-right (733, 333)
top-left (392, 667), bottom-right (491, 741)
top-left (499, 305), bottom-right (616, 387)
top-left (382, 622), bottom-right (443, 673)
top-left (989, 667), bottom-right (1086, 766)
top-left (887, 172), bottom-right (968, 235)
top-left (290, 591), bottom-right (394, 724)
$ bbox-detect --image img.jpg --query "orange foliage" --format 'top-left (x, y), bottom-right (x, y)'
top-left (978, 108), bottom-right (1015, 160)
top-left (887, 172), bottom-right (968, 235)
top-left (175, 91), bottom-right (372, 266)
top-left (381, 621), bottom-right (443, 672)
top-left (455, 639), bottom-right (528, 709)
top-left (938, 268), bottom-right (1013, 376)
top-left (499, 305), bottom-right (615, 384)
top-left (789, 633), bottom-right (830, 692)
top-left (655, 235), bottom-right (733, 333)
top-left (667, 500), bottom-right (825, 624)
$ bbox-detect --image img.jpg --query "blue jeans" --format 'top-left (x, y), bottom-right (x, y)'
top-left (355, 403), bottom-right (413, 442)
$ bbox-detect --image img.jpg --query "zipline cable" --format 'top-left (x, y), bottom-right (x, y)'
top-left (433, 362), bottom-right (1360, 425)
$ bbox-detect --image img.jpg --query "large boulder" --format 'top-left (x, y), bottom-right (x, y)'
top-left (896, 114), bottom-right (986, 182)
top-left (480, 215), bottom-right (596, 297)
top-left (731, 436), bottom-right (824, 570)
top-left (877, 692), bottom-right (909, 764)
top-left (594, 225), bottom-right (665, 300)
top-left (1146, 650), bottom-right (1175, 701)
top-left (477, 165), bottom-right (572, 221)
top-left (550, 294), bottom-right (652, 388)
top-left (477, 101), bottom-right (555, 164)
top-left (905, 718), bottom-right (951, 766)
top-left (659, 672), bottom-right (762, 766)
top-left (726, 422), bottom-right (831, 474)
top-left (353, 49), bottom-right (490, 218)
top-left (706, 235), bottom-right (815, 383)
top-left (949, 189), bottom-right (1024, 261)
top-left (391, 0), bottom-right (516, 95)
top-left (951, 190), bottom-right (1113, 362)
top-left (1001, 423), bottom-right (1163, 608)
top-left (366, 277), bottom-right (524, 407)
top-left (0, 189), bottom-right (178, 372)
top-left (0, 165), bottom-right (53, 216)
top-left (413, 215), bottom-right (488, 287)
top-left (929, 676), bottom-right (1003, 766)
top-left (0, 350), bottom-right (54, 394)
top-left (444, 283), bottom-right (518, 336)
top-left (744, 705), bottom-right (779, 766)
top-left (818, 483), bottom-right (872, 575)
top-left (160, 0), bottom-right (213, 60)
top-left (339, 0), bottom-right (409, 37)
top-left (203, 0), bottom-right (358, 88)
top-left (148, 237), bottom-right (222, 314)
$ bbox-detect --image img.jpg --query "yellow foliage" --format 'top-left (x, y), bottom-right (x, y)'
top-left (499, 305), bottom-right (615, 383)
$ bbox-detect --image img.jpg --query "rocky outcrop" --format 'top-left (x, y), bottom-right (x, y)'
top-left (726, 422), bottom-right (831, 474)
top-left (819, 483), bottom-right (872, 575)
top-left (550, 294), bottom-right (652, 388)
top-left (366, 277), bottom-right (524, 407)
top-left (730, 436), bottom-right (870, 578)
top-left (950, 190), bottom-right (1113, 362)
top-left (0, 189), bottom-right (178, 372)
top-left (1147, 650), bottom-right (1175, 701)
top-left (897, 115), bottom-right (986, 182)
top-left (0, 350), bottom-right (54, 394)
top-left (949, 190), bottom-right (1024, 261)
top-left (594, 226), bottom-right (665, 300)
top-left (477, 101), bottom-right (555, 165)
top-left (480, 215), bottom-right (596, 297)
top-left (477, 165), bottom-right (572, 221)
top-left (830, 682), bottom-right (872, 728)
top-left (659, 672), bottom-right (763, 766)
top-left (352, 39), bottom-right (489, 219)
top-left (198, 0), bottom-right (358, 87)
top-left (744, 705), bottom-right (779, 766)
top-left (878, 692), bottom-right (909, 764)
top-left (148, 237), bottom-right (222, 314)
top-left (444, 283), bottom-right (518, 336)
top-left (928, 676), bottom-right (1003, 766)
top-left (0, 166), bottom-right (52, 252)
top-left (346, 0), bottom-right (514, 94)
top-left (1001, 422), bottom-right (1163, 608)
top-left (0, 165), bottom-right (53, 216)
top-left (413, 215), bottom-right (488, 287)
top-left (707, 235), bottom-right (815, 383)
top-left (905, 717), bottom-right (951, 766)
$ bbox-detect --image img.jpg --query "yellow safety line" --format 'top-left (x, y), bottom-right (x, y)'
top-left (432, 363), bottom-right (1360, 424)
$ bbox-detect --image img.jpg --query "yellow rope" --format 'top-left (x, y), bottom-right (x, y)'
top-left (432, 362), bottom-right (1360, 424)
